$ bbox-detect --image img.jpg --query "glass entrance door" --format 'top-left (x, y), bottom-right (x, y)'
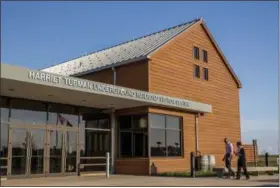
top-left (9, 126), bottom-right (47, 177)
top-left (29, 129), bottom-right (46, 175)
top-left (46, 127), bottom-right (78, 176)
top-left (10, 127), bottom-right (28, 176)
top-left (7, 125), bottom-right (78, 178)
top-left (65, 130), bottom-right (77, 174)
top-left (48, 129), bottom-right (63, 174)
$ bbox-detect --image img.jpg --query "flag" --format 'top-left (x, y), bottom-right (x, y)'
top-left (56, 114), bottom-right (73, 155)
top-left (57, 114), bottom-right (73, 127)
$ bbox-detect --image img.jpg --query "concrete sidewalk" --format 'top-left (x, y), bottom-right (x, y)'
top-left (1, 174), bottom-right (279, 187)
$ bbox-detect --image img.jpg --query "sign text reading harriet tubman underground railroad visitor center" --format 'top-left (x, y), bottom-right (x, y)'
top-left (28, 71), bottom-right (190, 108)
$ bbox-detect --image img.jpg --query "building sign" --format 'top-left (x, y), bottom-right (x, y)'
top-left (28, 71), bottom-right (191, 108)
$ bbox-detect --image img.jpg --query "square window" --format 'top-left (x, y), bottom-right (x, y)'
top-left (194, 65), bottom-right (200, 78)
top-left (202, 50), bottom-right (208, 62)
top-left (203, 68), bottom-right (209, 81)
top-left (193, 47), bottom-right (200, 60)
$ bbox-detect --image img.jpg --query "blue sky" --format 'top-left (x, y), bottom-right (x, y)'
top-left (2, 2), bottom-right (278, 154)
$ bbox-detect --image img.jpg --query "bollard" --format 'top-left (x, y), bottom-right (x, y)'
top-left (190, 152), bottom-right (195, 178)
top-left (265, 152), bottom-right (269, 167)
top-left (106, 152), bottom-right (110, 178)
top-left (277, 158), bottom-right (279, 173)
top-left (252, 140), bottom-right (257, 167)
top-left (77, 163), bottom-right (80, 176)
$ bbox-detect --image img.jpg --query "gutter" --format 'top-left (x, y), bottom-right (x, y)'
top-left (72, 56), bottom-right (148, 77)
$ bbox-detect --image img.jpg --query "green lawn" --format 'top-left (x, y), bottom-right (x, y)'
top-left (157, 171), bottom-right (217, 177)
top-left (157, 170), bottom-right (278, 178)
top-left (156, 155), bottom-right (279, 178)
top-left (247, 155), bottom-right (279, 167)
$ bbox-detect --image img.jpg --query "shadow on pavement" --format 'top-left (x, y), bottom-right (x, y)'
top-left (254, 184), bottom-right (279, 187)
top-left (257, 179), bottom-right (279, 183)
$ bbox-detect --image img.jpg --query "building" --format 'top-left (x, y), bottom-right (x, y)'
top-left (0, 18), bottom-right (242, 178)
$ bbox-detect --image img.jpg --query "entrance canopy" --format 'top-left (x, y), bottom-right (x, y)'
top-left (1, 63), bottom-right (212, 113)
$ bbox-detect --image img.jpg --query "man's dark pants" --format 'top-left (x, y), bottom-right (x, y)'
top-left (236, 160), bottom-right (250, 179)
top-left (225, 154), bottom-right (235, 177)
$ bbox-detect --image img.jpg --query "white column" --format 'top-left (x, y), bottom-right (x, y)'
top-left (110, 109), bottom-right (116, 173)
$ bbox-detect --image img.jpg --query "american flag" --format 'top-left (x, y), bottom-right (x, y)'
top-left (56, 114), bottom-right (73, 127)
top-left (55, 114), bottom-right (73, 147)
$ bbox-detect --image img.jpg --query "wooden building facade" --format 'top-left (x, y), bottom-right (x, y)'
top-left (74, 18), bottom-right (242, 175)
top-left (0, 18), bottom-right (243, 178)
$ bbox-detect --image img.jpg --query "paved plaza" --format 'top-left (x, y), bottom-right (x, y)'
top-left (1, 174), bottom-right (279, 187)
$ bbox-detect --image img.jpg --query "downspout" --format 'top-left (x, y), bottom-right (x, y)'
top-left (195, 114), bottom-right (199, 155)
top-left (112, 67), bottom-right (116, 85)
top-left (111, 67), bottom-right (116, 173)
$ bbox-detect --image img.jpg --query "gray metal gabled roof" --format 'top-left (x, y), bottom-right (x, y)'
top-left (41, 18), bottom-right (200, 76)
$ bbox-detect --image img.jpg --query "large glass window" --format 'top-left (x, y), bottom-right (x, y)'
top-left (79, 109), bottom-right (111, 172)
top-left (0, 97), bottom-right (9, 176)
top-left (0, 96), bottom-right (9, 123)
top-left (78, 107), bottom-right (104, 157)
top-left (150, 114), bottom-right (182, 157)
top-left (118, 115), bottom-right (148, 158)
top-left (48, 103), bottom-right (78, 127)
top-left (10, 98), bottom-right (47, 125)
top-left (79, 111), bottom-right (110, 157)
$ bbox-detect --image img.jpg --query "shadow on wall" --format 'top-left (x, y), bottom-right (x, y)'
top-left (150, 162), bottom-right (158, 175)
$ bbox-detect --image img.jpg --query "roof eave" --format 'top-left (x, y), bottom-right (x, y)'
top-left (200, 21), bottom-right (242, 89)
top-left (72, 55), bottom-right (149, 77)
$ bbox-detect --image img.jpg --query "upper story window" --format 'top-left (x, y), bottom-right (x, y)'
top-left (203, 68), bottom-right (209, 81)
top-left (193, 46), bottom-right (200, 60)
top-left (194, 65), bottom-right (200, 78)
top-left (202, 50), bottom-right (208, 63)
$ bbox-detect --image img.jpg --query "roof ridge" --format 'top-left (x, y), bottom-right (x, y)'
top-left (86, 18), bottom-right (200, 55)
top-left (41, 18), bottom-right (201, 70)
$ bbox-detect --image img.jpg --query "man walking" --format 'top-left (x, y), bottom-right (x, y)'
top-left (223, 138), bottom-right (235, 178)
top-left (235, 141), bottom-right (250, 180)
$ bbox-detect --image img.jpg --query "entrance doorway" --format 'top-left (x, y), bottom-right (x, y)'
top-left (7, 124), bottom-right (78, 178)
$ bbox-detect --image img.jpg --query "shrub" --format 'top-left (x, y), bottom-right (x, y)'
top-left (157, 170), bottom-right (216, 177)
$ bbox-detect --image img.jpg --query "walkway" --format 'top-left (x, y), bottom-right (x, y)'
top-left (1, 174), bottom-right (279, 187)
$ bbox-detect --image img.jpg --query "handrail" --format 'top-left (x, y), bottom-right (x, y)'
top-left (80, 156), bottom-right (107, 159)
top-left (78, 152), bottom-right (110, 178)
top-left (80, 163), bottom-right (106, 168)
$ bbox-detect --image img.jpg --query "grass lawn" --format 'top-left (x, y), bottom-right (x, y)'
top-left (157, 171), bottom-right (216, 177)
top-left (156, 155), bottom-right (279, 178)
top-left (248, 155), bottom-right (279, 167)
top-left (157, 170), bottom-right (278, 178)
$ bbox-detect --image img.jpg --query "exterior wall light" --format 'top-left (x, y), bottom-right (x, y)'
top-left (139, 117), bottom-right (147, 128)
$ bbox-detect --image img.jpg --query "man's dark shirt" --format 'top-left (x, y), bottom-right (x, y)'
top-left (237, 147), bottom-right (246, 165)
